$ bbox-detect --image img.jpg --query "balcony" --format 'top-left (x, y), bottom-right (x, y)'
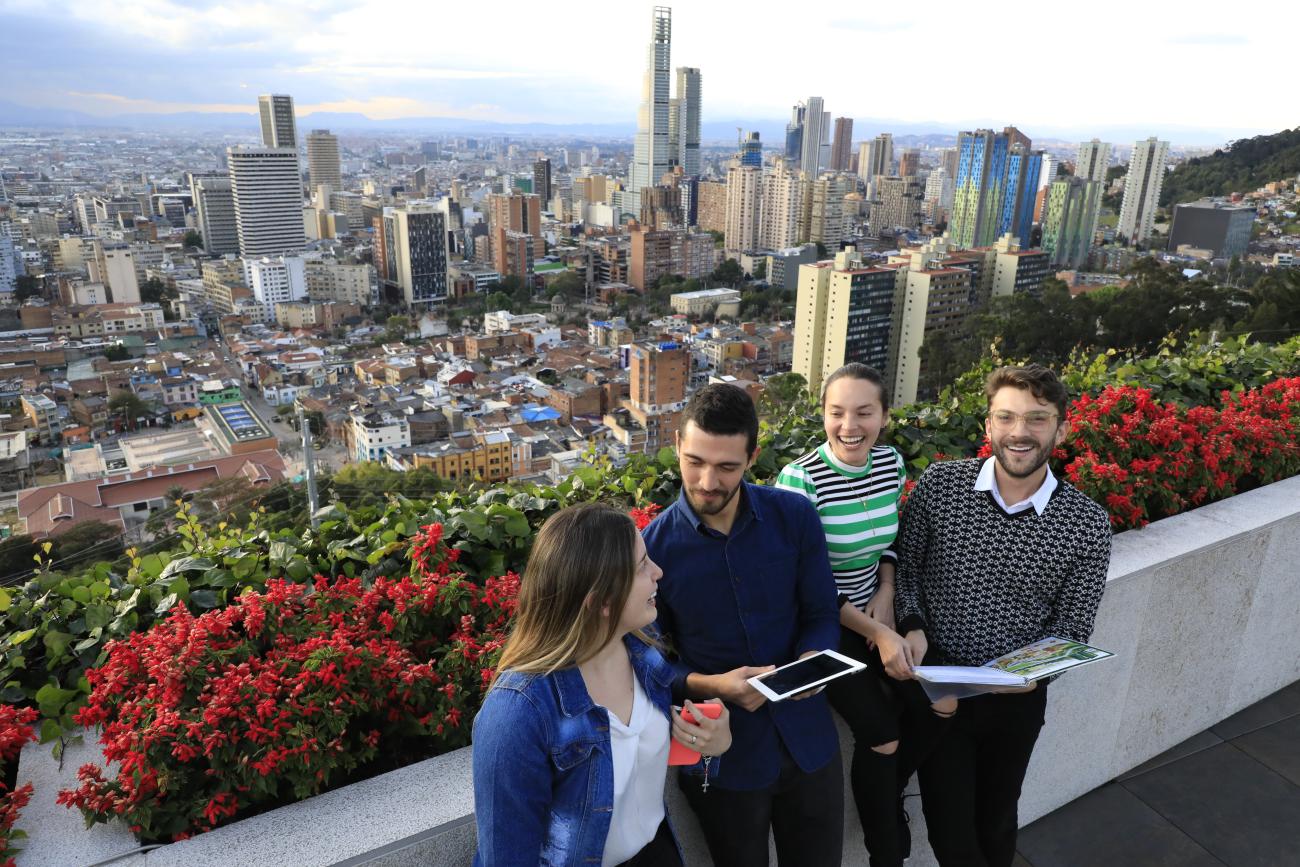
top-left (17, 474), bottom-right (1300, 866)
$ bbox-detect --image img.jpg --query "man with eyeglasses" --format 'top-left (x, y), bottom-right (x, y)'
top-left (893, 364), bottom-right (1112, 867)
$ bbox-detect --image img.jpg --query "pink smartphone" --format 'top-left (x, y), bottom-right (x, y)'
top-left (667, 703), bottom-right (723, 766)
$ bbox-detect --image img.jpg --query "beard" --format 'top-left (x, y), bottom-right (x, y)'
top-left (686, 479), bottom-right (743, 516)
top-left (991, 435), bottom-right (1053, 479)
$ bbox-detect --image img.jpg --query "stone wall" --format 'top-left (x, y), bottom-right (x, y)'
top-left (18, 474), bottom-right (1300, 866)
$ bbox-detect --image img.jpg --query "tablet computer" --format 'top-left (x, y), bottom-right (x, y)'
top-left (746, 649), bottom-right (867, 702)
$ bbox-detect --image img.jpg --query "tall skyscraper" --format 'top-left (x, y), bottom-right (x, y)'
top-left (759, 158), bottom-right (806, 250)
top-left (739, 131), bottom-right (762, 168)
top-left (669, 67), bottom-right (702, 177)
top-left (383, 204), bottom-right (448, 308)
top-left (949, 130), bottom-right (1041, 249)
top-left (723, 164), bottom-right (761, 255)
top-left (488, 191), bottom-right (543, 276)
top-left (1074, 139), bottom-right (1112, 183)
top-left (1041, 177), bottom-right (1104, 268)
top-left (532, 158), bottom-right (552, 204)
top-left (785, 103), bottom-right (805, 161)
top-left (624, 341), bottom-right (689, 453)
top-left (1117, 137), bottom-right (1170, 245)
top-left (829, 117), bottom-right (854, 171)
top-left (190, 175), bottom-right (239, 255)
top-left (870, 176), bottom-right (924, 235)
top-left (923, 167), bottom-right (955, 224)
top-left (808, 173), bottom-right (854, 248)
top-left (799, 97), bottom-right (828, 175)
top-left (628, 7), bottom-right (673, 218)
top-left (859, 133), bottom-right (894, 198)
top-left (898, 148), bottom-right (919, 178)
top-left (258, 94), bottom-right (297, 149)
top-left (306, 129), bottom-right (341, 193)
top-left (227, 147), bottom-right (305, 258)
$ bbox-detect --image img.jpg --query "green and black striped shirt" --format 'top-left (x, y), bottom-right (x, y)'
top-left (775, 443), bottom-right (905, 610)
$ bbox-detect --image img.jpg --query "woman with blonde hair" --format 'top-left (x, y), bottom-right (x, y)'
top-left (472, 502), bottom-right (731, 866)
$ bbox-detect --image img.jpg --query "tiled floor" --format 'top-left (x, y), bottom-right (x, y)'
top-left (1015, 681), bottom-right (1300, 867)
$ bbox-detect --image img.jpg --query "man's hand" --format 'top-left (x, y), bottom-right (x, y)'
top-left (788, 650), bottom-right (827, 701)
top-left (689, 666), bottom-right (775, 712)
top-left (904, 629), bottom-right (928, 667)
top-left (876, 628), bottom-right (914, 680)
top-left (864, 584), bottom-right (895, 633)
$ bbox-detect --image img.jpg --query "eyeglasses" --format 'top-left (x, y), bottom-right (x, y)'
top-left (989, 410), bottom-right (1059, 431)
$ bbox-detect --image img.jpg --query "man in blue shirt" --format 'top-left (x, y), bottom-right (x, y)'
top-left (642, 383), bottom-right (844, 866)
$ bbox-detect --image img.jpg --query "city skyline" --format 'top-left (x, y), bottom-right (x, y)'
top-left (0, 0), bottom-right (1284, 146)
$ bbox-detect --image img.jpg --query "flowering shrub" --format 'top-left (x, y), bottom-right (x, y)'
top-left (0, 705), bottom-right (37, 867)
top-left (1063, 379), bottom-right (1300, 529)
top-left (58, 525), bottom-right (517, 843)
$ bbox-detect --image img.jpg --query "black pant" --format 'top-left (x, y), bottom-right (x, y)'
top-left (828, 626), bottom-right (954, 867)
top-left (618, 818), bottom-right (682, 867)
top-left (917, 685), bottom-right (1048, 867)
top-left (679, 743), bottom-right (844, 867)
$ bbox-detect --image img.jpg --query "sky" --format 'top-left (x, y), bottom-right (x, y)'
top-left (0, 0), bottom-right (1289, 144)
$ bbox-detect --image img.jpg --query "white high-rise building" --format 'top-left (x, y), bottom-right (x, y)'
top-left (190, 176), bottom-right (239, 255)
top-left (759, 159), bottom-right (805, 250)
top-left (228, 147), bottom-right (306, 258)
top-left (628, 7), bottom-right (673, 218)
top-left (1117, 137), bottom-right (1170, 245)
top-left (306, 129), bottom-right (341, 194)
top-left (1075, 139), bottom-right (1112, 183)
top-left (258, 94), bottom-right (297, 149)
top-left (0, 222), bottom-right (19, 295)
top-left (799, 97), bottom-right (827, 175)
top-left (723, 164), bottom-right (762, 256)
top-left (668, 67), bottom-right (702, 177)
top-left (923, 167), bottom-right (955, 222)
top-left (244, 255), bottom-right (307, 320)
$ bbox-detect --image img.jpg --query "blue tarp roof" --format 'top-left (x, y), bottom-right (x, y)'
top-left (521, 404), bottom-right (562, 422)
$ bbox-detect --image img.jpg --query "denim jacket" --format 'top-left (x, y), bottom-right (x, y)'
top-left (472, 635), bottom-right (687, 866)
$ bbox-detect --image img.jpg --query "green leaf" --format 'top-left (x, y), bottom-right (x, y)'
top-left (160, 556), bottom-right (216, 578)
top-left (39, 718), bottom-right (61, 744)
top-left (70, 585), bottom-right (91, 605)
top-left (42, 630), bottom-right (73, 660)
top-left (0, 588), bottom-right (10, 611)
top-left (6, 629), bottom-right (33, 647)
top-left (154, 593), bottom-right (179, 615)
top-left (190, 590), bottom-right (220, 609)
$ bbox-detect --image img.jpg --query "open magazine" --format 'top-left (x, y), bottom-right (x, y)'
top-left (913, 637), bottom-right (1113, 699)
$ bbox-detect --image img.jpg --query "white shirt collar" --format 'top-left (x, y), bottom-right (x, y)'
top-left (974, 457), bottom-right (1057, 516)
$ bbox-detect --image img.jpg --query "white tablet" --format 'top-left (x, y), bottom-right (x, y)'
top-left (746, 649), bottom-right (867, 702)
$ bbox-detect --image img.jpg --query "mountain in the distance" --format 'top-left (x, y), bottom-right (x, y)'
top-left (1160, 128), bottom-right (1300, 206)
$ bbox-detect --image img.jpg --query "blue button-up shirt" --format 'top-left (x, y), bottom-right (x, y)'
top-left (642, 481), bottom-right (842, 790)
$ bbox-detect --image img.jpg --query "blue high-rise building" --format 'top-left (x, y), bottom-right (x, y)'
top-left (740, 131), bottom-right (762, 167)
top-left (950, 129), bottom-right (1042, 249)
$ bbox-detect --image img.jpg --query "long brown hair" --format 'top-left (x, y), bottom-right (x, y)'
top-left (492, 503), bottom-right (650, 686)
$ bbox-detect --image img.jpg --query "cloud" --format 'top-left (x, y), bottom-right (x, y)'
top-left (1166, 33), bottom-right (1249, 45)
top-left (826, 18), bottom-right (913, 33)
top-left (62, 92), bottom-right (252, 115)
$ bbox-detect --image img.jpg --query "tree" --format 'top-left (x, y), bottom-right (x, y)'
top-left (183, 230), bottom-right (203, 249)
top-left (14, 274), bottom-right (40, 303)
top-left (49, 521), bottom-right (123, 565)
top-left (385, 315), bottom-right (410, 341)
top-left (712, 258), bottom-right (744, 287)
top-left (483, 291), bottom-right (513, 313)
top-left (103, 344), bottom-right (130, 362)
top-left (0, 534), bottom-right (38, 579)
top-left (550, 270), bottom-right (585, 300)
top-left (108, 392), bottom-right (151, 430)
top-left (759, 372), bottom-right (808, 418)
top-left (140, 277), bottom-right (168, 305)
top-left (752, 259), bottom-right (768, 281)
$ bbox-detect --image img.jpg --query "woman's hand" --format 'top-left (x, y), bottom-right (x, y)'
top-left (672, 699), bottom-right (732, 756)
top-left (865, 584), bottom-right (896, 633)
top-left (876, 628), bottom-right (915, 680)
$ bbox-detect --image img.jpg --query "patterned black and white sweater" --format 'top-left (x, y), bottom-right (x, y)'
top-left (894, 459), bottom-right (1112, 667)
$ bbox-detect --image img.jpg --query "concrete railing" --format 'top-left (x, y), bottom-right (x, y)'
top-left (18, 474), bottom-right (1300, 866)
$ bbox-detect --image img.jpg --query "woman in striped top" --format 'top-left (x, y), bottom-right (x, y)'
top-left (776, 364), bottom-right (953, 867)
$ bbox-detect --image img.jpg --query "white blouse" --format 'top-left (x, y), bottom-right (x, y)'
top-left (601, 674), bottom-right (670, 866)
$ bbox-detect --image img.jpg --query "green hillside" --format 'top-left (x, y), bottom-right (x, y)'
top-left (1161, 128), bottom-right (1300, 206)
